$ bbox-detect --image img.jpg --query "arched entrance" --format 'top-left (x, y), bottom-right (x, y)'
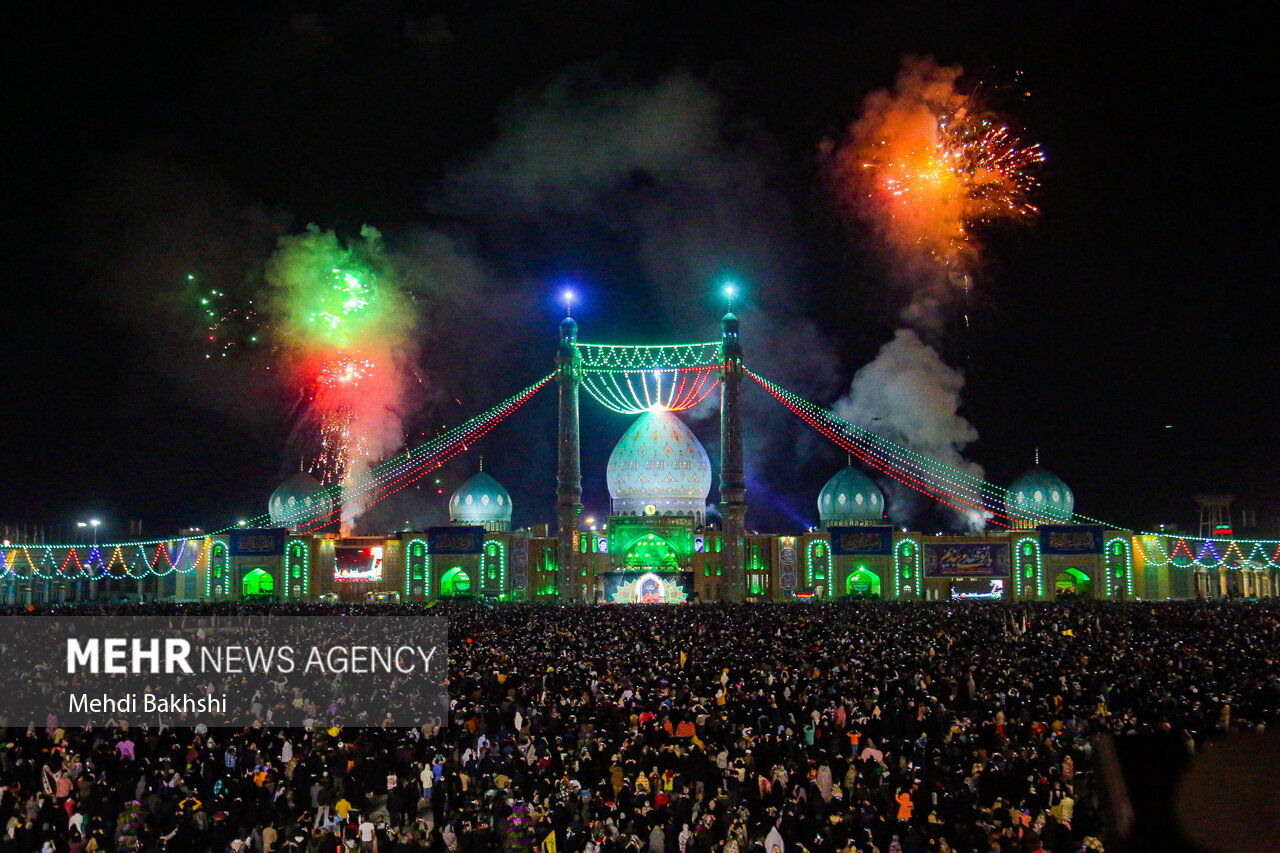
top-left (1054, 567), bottom-right (1092, 598)
top-left (845, 568), bottom-right (881, 597)
top-left (440, 567), bottom-right (472, 596)
top-left (241, 568), bottom-right (275, 598)
top-left (622, 534), bottom-right (680, 570)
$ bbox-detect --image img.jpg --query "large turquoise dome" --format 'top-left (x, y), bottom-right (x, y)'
top-left (450, 469), bottom-right (513, 531)
top-left (269, 471), bottom-right (332, 530)
top-left (1004, 465), bottom-right (1074, 526)
top-left (818, 464), bottom-right (885, 527)
top-left (606, 409), bottom-right (713, 524)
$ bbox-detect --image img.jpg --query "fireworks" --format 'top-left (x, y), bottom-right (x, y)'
top-left (305, 266), bottom-right (376, 346)
top-left (317, 353), bottom-right (376, 389)
top-left (312, 406), bottom-right (366, 488)
top-left (833, 58), bottom-right (1044, 275)
top-left (188, 273), bottom-right (263, 359)
top-left (265, 225), bottom-right (420, 522)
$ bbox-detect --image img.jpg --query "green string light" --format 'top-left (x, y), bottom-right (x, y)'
top-left (750, 370), bottom-right (1280, 563)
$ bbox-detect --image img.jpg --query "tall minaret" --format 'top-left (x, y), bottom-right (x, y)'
top-left (555, 298), bottom-right (583, 601)
top-left (718, 288), bottom-right (747, 602)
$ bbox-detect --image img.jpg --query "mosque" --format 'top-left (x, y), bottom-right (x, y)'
top-left (198, 310), bottom-right (1273, 605)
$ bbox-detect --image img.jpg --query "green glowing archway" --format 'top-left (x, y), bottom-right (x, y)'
top-left (241, 568), bottom-right (275, 598)
top-left (1054, 567), bottom-right (1092, 597)
top-left (846, 567), bottom-right (881, 597)
top-left (622, 534), bottom-right (680, 570)
top-left (440, 567), bottom-right (472, 596)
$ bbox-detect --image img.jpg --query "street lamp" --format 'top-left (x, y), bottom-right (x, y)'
top-left (76, 520), bottom-right (101, 545)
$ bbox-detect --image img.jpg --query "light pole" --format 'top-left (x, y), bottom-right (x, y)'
top-left (77, 519), bottom-right (102, 545)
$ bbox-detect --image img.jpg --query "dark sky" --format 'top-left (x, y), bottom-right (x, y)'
top-left (6, 2), bottom-right (1275, 541)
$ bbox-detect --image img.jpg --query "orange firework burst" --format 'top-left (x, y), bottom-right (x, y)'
top-left (317, 353), bottom-right (376, 389)
top-left (834, 57), bottom-right (1044, 273)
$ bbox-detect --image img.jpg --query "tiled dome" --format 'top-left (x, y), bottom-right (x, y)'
top-left (450, 470), bottom-right (513, 532)
top-left (818, 464), bottom-right (885, 527)
top-left (268, 471), bottom-right (332, 530)
top-left (607, 409), bottom-right (712, 524)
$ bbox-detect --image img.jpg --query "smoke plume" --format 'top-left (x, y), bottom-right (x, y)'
top-left (828, 57), bottom-right (1024, 530)
top-left (833, 329), bottom-right (984, 529)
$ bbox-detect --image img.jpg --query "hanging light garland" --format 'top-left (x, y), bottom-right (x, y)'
top-left (749, 370), bottom-right (1280, 568)
top-left (0, 375), bottom-right (554, 578)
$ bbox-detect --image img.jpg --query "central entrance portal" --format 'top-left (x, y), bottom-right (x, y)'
top-left (603, 570), bottom-right (693, 603)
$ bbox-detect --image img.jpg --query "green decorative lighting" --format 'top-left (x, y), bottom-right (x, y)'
top-left (577, 341), bottom-right (722, 371)
top-left (893, 539), bottom-right (920, 597)
top-left (1015, 536), bottom-right (1042, 597)
top-left (286, 539), bottom-right (310, 599)
top-left (404, 538), bottom-right (429, 599)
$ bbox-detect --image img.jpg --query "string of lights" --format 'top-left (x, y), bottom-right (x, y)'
top-left (243, 374), bottom-right (554, 534)
top-left (580, 366), bottom-right (720, 414)
top-left (1, 375), bottom-right (553, 560)
top-left (576, 341), bottom-right (723, 371)
top-left (750, 370), bottom-right (1280, 568)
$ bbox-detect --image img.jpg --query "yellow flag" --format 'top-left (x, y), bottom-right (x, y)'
top-left (544, 831), bottom-right (557, 853)
top-left (679, 651), bottom-right (688, 668)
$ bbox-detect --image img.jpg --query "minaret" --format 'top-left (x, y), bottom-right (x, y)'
top-left (555, 297), bottom-right (583, 601)
top-left (718, 287), bottom-right (747, 602)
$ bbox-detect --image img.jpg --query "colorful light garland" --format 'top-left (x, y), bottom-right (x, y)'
top-left (750, 370), bottom-right (1280, 571)
top-left (576, 342), bottom-right (723, 371)
top-left (2, 376), bottom-right (553, 579)
top-left (581, 366), bottom-right (721, 414)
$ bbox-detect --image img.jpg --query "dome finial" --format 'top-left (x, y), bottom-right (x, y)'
top-left (1035, 446), bottom-right (1040, 466)
top-left (479, 454), bottom-right (484, 472)
top-left (847, 452), bottom-right (853, 467)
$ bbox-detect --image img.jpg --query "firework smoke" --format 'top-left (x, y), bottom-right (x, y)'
top-left (830, 58), bottom-right (1042, 531)
top-left (834, 330), bottom-right (986, 530)
top-left (266, 225), bottom-right (420, 532)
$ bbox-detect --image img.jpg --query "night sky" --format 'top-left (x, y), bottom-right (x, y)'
top-left (6, 2), bottom-right (1274, 541)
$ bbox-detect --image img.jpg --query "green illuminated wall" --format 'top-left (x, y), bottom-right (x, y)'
top-left (608, 516), bottom-right (695, 569)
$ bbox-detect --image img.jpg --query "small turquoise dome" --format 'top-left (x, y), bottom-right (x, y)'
top-left (559, 316), bottom-right (578, 357)
top-left (269, 471), bottom-right (332, 530)
top-left (818, 464), bottom-right (885, 527)
top-left (1004, 465), bottom-right (1074, 525)
top-left (607, 409), bottom-right (713, 524)
top-left (450, 469), bottom-right (513, 531)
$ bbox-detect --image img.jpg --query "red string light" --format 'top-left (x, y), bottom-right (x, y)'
top-left (751, 372), bottom-right (1018, 528)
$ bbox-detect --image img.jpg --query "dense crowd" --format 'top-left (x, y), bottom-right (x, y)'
top-left (1, 600), bottom-right (1277, 852)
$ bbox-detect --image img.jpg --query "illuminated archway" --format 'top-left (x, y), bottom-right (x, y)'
top-left (440, 567), bottom-right (472, 596)
top-left (241, 568), bottom-right (274, 598)
top-left (622, 534), bottom-right (680, 570)
top-left (845, 567), bottom-right (881, 597)
top-left (1054, 567), bottom-right (1092, 597)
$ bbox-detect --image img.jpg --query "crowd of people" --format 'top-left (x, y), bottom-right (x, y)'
top-left (1, 599), bottom-right (1277, 852)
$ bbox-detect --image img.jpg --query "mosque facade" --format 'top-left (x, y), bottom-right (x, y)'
top-left (192, 312), bottom-right (1277, 605)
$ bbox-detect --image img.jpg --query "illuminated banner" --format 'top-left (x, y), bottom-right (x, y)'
top-left (604, 571), bottom-right (694, 604)
top-left (829, 526), bottom-right (894, 555)
top-left (228, 528), bottom-right (286, 556)
top-left (334, 546), bottom-right (383, 583)
top-left (924, 542), bottom-right (1011, 578)
top-left (427, 526), bottom-right (485, 554)
top-left (1039, 525), bottom-right (1105, 554)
